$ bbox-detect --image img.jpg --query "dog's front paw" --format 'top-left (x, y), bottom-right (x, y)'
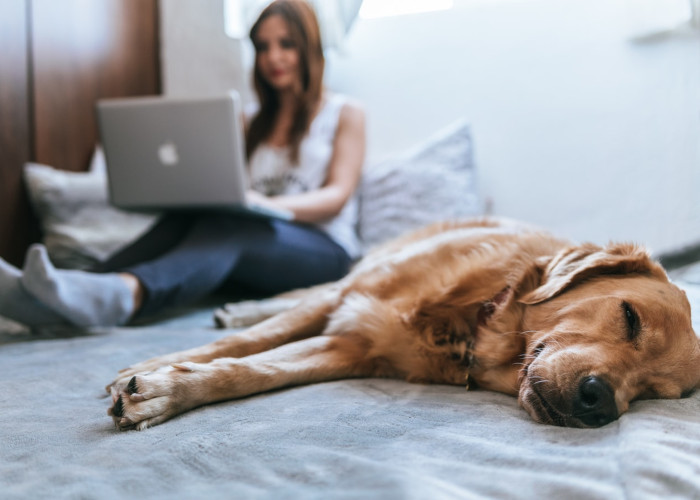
top-left (107, 362), bottom-right (202, 431)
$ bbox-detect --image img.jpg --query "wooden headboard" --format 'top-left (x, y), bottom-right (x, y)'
top-left (0, 0), bottom-right (160, 266)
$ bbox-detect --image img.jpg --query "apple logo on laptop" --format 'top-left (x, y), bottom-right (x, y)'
top-left (157, 141), bottom-right (179, 166)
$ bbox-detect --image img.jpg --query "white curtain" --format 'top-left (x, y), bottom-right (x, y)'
top-left (227, 0), bottom-right (363, 51)
top-left (311, 0), bottom-right (363, 51)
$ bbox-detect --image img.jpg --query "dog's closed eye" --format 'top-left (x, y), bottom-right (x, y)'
top-left (622, 301), bottom-right (641, 343)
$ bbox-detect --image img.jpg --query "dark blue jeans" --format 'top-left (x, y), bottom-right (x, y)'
top-left (94, 213), bottom-right (351, 318)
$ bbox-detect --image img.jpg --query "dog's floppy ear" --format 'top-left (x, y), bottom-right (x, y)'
top-left (520, 242), bottom-right (667, 305)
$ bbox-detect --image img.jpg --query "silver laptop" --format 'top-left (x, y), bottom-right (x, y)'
top-left (96, 91), bottom-right (292, 220)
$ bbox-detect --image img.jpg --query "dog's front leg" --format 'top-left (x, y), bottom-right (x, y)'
top-left (107, 289), bottom-right (342, 393)
top-left (108, 334), bottom-right (371, 431)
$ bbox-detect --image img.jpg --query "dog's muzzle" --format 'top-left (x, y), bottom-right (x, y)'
top-left (522, 366), bottom-right (620, 427)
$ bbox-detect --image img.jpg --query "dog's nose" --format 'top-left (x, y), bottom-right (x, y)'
top-left (573, 376), bottom-right (618, 427)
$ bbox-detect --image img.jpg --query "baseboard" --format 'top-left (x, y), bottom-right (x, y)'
top-left (657, 241), bottom-right (700, 270)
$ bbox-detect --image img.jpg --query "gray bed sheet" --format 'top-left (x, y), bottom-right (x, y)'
top-left (2, 280), bottom-right (700, 499)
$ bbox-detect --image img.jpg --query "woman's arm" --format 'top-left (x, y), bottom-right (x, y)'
top-left (247, 100), bottom-right (366, 224)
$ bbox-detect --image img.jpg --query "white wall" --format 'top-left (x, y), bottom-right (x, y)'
top-left (160, 0), bottom-right (700, 255)
top-left (160, 0), bottom-right (253, 102)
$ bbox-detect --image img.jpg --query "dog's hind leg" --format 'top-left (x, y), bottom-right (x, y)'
top-left (213, 282), bottom-right (333, 328)
top-left (109, 333), bottom-right (372, 430)
top-left (108, 287), bottom-right (343, 393)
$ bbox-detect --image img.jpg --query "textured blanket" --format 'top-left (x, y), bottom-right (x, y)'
top-left (2, 280), bottom-right (700, 499)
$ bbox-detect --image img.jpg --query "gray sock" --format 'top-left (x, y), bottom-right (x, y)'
top-left (0, 258), bottom-right (68, 327)
top-left (21, 245), bottom-right (135, 327)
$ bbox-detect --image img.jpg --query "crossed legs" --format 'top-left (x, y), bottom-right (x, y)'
top-left (0, 213), bottom-right (350, 328)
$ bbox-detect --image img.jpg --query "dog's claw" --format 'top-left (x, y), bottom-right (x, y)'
top-left (172, 362), bottom-right (195, 372)
top-left (111, 396), bottom-right (124, 417)
top-left (127, 376), bottom-right (139, 394)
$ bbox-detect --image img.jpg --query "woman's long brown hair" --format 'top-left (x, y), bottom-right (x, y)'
top-left (247, 0), bottom-right (325, 164)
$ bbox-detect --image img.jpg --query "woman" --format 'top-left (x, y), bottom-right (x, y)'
top-left (0, 0), bottom-right (365, 328)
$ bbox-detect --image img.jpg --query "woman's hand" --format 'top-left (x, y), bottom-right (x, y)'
top-left (246, 190), bottom-right (295, 220)
top-left (246, 189), bottom-right (277, 209)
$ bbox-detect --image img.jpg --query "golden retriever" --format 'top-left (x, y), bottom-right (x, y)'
top-left (107, 217), bottom-right (700, 430)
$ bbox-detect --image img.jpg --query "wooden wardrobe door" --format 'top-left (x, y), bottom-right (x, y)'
top-left (0, 0), bottom-right (160, 265)
top-left (31, 0), bottom-right (161, 172)
top-left (0, 0), bottom-right (35, 266)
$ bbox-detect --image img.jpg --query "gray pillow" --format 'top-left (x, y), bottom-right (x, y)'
top-left (358, 120), bottom-right (484, 252)
top-left (23, 148), bottom-right (158, 269)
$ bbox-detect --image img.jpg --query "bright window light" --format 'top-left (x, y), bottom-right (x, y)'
top-left (625, 0), bottom-right (695, 35)
top-left (359, 0), bottom-right (454, 19)
top-left (224, 0), bottom-right (246, 39)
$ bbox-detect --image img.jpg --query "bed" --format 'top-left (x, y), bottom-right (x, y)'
top-left (2, 120), bottom-right (700, 498)
top-left (2, 272), bottom-right (700, 499)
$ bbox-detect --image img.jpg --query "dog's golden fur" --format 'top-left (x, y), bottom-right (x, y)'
top-left (107, 217), bottom-right (700, 430)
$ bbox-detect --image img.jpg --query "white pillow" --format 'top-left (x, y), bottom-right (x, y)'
top-left (23, 147), bottom-right (158, 269)
top-left (358, 120), bottom-right (484, 252)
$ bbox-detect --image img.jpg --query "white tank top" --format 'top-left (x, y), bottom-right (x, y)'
top-left (247, 94), bottom-right (362, 259)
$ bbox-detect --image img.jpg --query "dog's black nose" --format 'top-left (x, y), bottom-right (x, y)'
top-left (573, 376), bottom-right (618, 427)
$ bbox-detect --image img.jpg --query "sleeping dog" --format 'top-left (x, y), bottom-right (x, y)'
top-left (107, 217), bottom-right (700, 429)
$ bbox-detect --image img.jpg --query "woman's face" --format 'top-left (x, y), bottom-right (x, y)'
top-left (254, 15), bottom-right (301, 93)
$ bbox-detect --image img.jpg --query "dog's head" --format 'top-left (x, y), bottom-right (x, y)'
top-left (518, 243), bottom-right (700, 428)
